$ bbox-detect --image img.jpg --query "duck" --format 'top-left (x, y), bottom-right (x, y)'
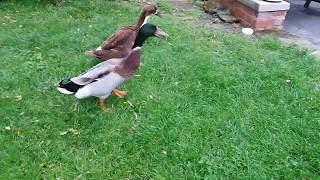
top-left (57, 24), bottom-right (168, 112)
top-left (85, 4), bottom-right (161, 61)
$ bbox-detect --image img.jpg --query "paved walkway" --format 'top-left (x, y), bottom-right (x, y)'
top-left (284, 0), bottom-right (320, 45)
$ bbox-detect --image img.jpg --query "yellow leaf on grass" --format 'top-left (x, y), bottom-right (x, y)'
top-left (59, 131), bottom-right (68, 136)
top-left (68, 128), bottom-right (80, 136)
top-left (59, 128), bottom-right (80, 136)
top-left (15, 95), bottom-right (22, 101)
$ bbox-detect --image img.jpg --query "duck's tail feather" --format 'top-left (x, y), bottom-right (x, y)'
top-left (57, 79), bottom-right (84, 95)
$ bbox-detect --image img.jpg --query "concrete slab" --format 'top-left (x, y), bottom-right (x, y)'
top-left (284, 0), bottom-right (320, 44)
top-left (239, 0), bottom-right (290, 12)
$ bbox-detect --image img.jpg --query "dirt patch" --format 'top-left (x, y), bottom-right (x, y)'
top-left (167, 0), bottom-right (195, 9)
top-left (166, 0), bottom-right (244, 33)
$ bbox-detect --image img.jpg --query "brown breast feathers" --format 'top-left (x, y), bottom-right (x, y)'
top-left (113, 48), bottom-right (141, 78)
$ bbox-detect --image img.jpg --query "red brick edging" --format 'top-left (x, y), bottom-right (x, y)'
top-left (219, 0), bottom-right (287, 30)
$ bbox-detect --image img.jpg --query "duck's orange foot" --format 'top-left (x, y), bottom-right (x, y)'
top-left (112, 89), bottom-right (128, 98)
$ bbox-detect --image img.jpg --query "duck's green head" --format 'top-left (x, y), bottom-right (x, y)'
top-left (133, 23), bottom-right (168, 48)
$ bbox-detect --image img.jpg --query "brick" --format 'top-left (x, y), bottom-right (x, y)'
top-left (238, 4), bottom-right (256, 15)
top-left (275, 25), bottom-right (283, 30)
top-left (245, 14), bottom-right (257, 26)
top-left (256, 19), bottom-right (275, 29)
top-left (233, 8), bottom-right (246, 19)
top-left (256, 12), bottom-right (271, 20)
top-left (273, 15), bottom-right (286, 21)
top-left (257, 11), bottom-right (286, 20)
top-left (223, 0), bottom-right (233, 9)
top-left (218, 0), bottom-right (228, 8)
top-left (232, 5), bottom-right (250, 18)
top-left (230, 0), bottom-right (240, 11)
top-left (274, 19), bottom-right (284, 26)
top-left (219, 0), bottom-right (288, 30)
top-left (271, 11), bottom-right (287, 16)
top-left (242, 5), bottom-right (257, 16)
top-left (231, 1), bottom-right (241, 11)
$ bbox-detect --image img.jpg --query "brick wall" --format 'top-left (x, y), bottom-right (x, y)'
top-left (219, 0), bottom-right (287, 30)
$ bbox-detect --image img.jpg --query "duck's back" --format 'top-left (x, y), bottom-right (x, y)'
top-left (100, 25), bottom-right (137, 51)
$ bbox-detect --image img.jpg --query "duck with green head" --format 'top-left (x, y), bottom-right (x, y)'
top-left (57, 23), bottom-right (168, 112)
top-left (86, 5), bottom-right (161, 61)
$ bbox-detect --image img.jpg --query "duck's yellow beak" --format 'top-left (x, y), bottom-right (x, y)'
top-left (154, 27), bottom-right (169, 39)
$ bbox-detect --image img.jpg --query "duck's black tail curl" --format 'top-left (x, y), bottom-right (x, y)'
top-left (57, 79), bottom-right (84, 94)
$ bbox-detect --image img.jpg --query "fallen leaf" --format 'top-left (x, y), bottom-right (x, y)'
top-left (3, 16), bottom-right (12, 21)
top-left (3, 16), bottom-right (16, 23)
top-left (4, 126), bottom-right (11, 130)
top-left (59, 131), bottom-right (68, 136)
top-left (15, 95), bottom-right (22, 101)
top-left (72, 103), bottom-right (78, 112)
top-left (47, 140), bottom-right (52, 145)
top-left (128, 126), bottom-right (136, 133)
top-left (285, 80), bottom-right (291, 83)
top-left (149, 95), bottom-right (154, 100)
top-left (68, 128), bottom-right (80, 136)
top-left (134, 112), bottom-right (138, 119)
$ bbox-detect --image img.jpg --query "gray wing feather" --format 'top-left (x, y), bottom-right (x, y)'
top-left (71, 58), bottom-right (123, 85)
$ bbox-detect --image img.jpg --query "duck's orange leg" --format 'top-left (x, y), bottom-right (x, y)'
top-left (99, 99), bottom-right (110, 112)
top-left (112, 89), bottom-right (128, 98)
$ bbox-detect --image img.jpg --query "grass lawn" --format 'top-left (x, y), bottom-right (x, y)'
top-left (1, 0), bottom-right (320, 178)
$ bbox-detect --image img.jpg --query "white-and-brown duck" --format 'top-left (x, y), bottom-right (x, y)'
top-left (57, 24), bottom-right (168, 111)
